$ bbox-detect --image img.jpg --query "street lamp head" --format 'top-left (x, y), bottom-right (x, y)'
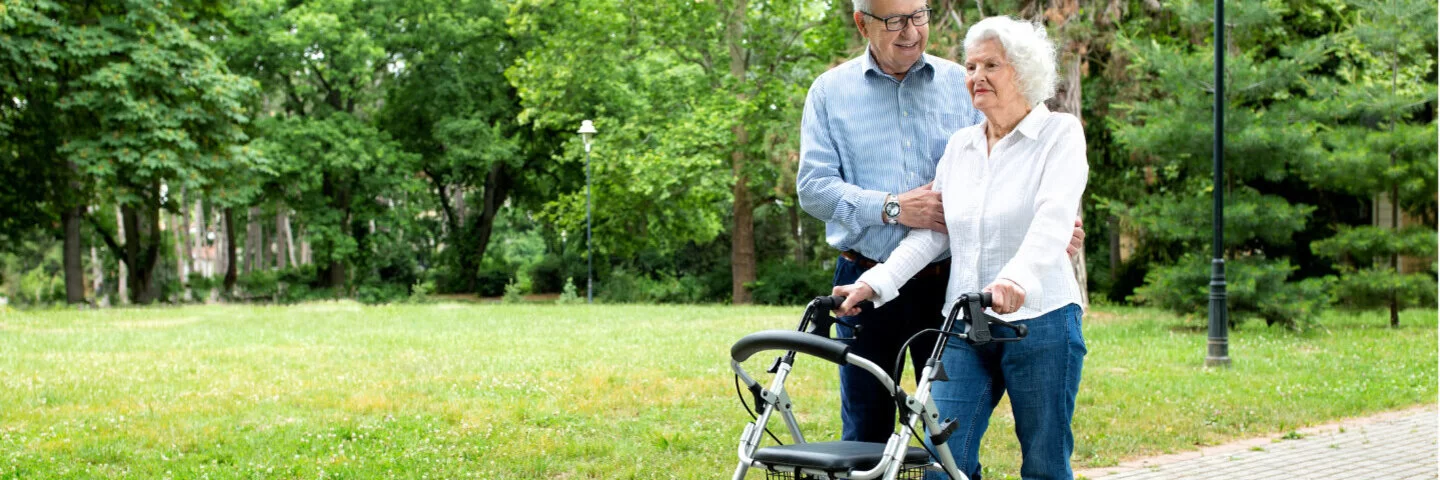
top-left (578, 119), bottom-right (597, 150)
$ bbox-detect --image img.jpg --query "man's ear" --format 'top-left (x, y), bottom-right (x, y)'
top-left (853, 12), bottom-right (868, 37)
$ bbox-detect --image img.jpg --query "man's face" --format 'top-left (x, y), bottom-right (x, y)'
top-left (854, 0), bottom-right (930, 77)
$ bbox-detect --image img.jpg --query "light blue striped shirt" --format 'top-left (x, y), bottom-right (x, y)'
top-left (797, 50), bottom-right (985, 263)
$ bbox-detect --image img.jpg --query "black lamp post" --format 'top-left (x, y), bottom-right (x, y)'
top-left (578, 119), bottom-right (597, 304)
top-left (1207, 0), bottom-right (1231, 367)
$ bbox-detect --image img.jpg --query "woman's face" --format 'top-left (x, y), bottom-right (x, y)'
top-left (964, 39), bottom-right (1023, 112)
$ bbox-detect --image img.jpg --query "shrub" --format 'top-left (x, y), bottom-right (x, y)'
top-left (529, 251), bottom-right (583, 294)
top-left (187, 273), bottom-right (216, 300)
top-left (748, 259), bottom-right (835, 306)
top-left (235, 270), bottom-right (280, 301)
top-left (475, 258), bottom-right (513, 297)
top-left (502, 279), bottom-right (525, 304)
top-left (556, 277), bottom-right (582, 304)
top-left (356, 283), bottom-right (408, 304)
top-left (1329, 267), bottom-right (1437, 311)
top-left (1131, 253), bottom-right (1333, 330)
top-left (408, 279), bottom-right (435, 304)
top-left (599, 269), bottom-right (708, 304)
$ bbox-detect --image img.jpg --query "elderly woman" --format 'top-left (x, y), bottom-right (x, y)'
top-left (832, 16), bottom-right (1088, 480)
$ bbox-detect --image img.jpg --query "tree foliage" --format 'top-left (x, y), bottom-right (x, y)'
top-left (0, 0), bottom-right (1433, 318)
top-left (2, 0), bottom-right (258, 303)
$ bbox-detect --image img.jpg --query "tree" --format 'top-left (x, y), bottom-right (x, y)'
top-left (507, 0), bottom-right (846, 303)
top-left (376, 0), bottom-right (528, 294)
top-left (1115, 0), bottom-right (1346, 327)
top-left (1305, 0), bottom-right (1437, 326)
top-left (1, 0), bottom-right (259, 304)
top-left (223, 0), bottom-right (417, 292)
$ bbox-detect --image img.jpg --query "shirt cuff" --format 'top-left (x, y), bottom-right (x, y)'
top-left (858, 189), bottom-right (889, 227)
top-left (856, 269), bottom-right (899, 308)
top-left (996, 264), bottom-right (1041, 303)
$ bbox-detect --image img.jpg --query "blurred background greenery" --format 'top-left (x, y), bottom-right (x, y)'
top-left (0, 0), bottom-right (1434, 329)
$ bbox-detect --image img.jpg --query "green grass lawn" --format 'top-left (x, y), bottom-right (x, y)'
top-left (0, 302), bottom-right (1434, 479)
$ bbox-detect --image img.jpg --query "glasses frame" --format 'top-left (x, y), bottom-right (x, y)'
top-left (860, 7), bottom-right (932, 32)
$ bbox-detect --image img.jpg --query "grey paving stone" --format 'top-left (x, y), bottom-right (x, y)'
top-left (1076, 407), bottom-right (1437, 480)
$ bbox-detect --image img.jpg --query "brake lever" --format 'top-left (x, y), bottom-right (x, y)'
top-left (809, 295), bottom-right (867, 338)
top-left (987, 318), bottom-right (1028, 339)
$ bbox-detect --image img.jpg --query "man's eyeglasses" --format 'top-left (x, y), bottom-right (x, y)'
top-left (861, 8), bottom-right (931, 32)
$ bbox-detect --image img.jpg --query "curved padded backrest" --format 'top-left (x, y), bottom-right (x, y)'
top-left (731, 330), bottom-right (850, 365)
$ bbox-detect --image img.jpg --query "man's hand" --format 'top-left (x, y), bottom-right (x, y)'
top-left (1067, 218), bottom-right (1085, 257)
top-left (897, 182), bottom-right (947, 234)
top-left (831, 282), bottom-right (874, 317)
top-left (983, 279), bottom-right (1026, 314)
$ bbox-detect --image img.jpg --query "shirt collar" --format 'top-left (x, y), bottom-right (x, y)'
top-left (1014, 103), bottom-right (1050, 140)
top-left (961, 103), bottom-right (1051, 152)
top-left (862, 46), bottom-right (934, 81)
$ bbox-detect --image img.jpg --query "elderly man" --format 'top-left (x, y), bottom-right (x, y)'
top-left (797, 0), bottom-right (1082, 446)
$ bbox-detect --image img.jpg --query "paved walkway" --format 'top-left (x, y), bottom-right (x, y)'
top-left (1075, 405), bottom-right (1438, 480)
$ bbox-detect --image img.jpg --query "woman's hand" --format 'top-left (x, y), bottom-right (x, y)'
top-left (983, 279), bottom-right (1026, 314)
top-left (830, 282), bottom-right (875, 317)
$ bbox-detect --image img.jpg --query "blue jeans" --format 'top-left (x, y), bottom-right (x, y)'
top-left (832, 254), bottom-right (950, 443)
top-left (927, 303), bottom-right (1086, 480)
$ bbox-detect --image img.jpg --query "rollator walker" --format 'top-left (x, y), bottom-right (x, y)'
top-left (728, 292), bottom-right (1028, 480)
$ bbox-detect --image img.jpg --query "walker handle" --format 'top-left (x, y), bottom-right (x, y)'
top-left (811, 294), bottom-right (872, 313)
top-left (731, 330), bottom-right (851, 365)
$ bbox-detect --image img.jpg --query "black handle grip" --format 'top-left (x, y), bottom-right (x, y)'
top-left (813, 295), bottom-right (848, 311)
top-left (812, 294), bottom-right (873, 313)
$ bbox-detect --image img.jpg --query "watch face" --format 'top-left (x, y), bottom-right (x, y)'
top-left (885, 202), bottom-right (900, 217)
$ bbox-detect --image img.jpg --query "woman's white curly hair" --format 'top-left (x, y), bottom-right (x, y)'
top-left (964, 16), bottom-right (1057, 106)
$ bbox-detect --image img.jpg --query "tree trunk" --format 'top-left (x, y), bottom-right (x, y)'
top-left (727, 0), bottom-right (756, 304)
top-left (115, 205), bottom-right (128, 304)
top-left (172, 211), bottom-right (188, 300)
top-left (320, 172), bottom-right (350, 291)
top-left (284, 211), bottom-right (297, 268)
top-left (1389, 183), bottom-right (1399, 328)
top-left (275, 208), bottom-right (290, 269)
top-left (181, 194), bottom-right (194, 276)
top-left (301, 236), bottom-right (311, 265)
top-left (118, 203), bottom-right (161, 304)
top-left (245, 207), bottom-right (261, 273)
top-left (63, 205), bottom-right (85, 304)
top-left (212, 206), bottom-right (225, 280)
top-left (471, 164), bottom-right (510, 289)
top-left (90, 244), bottom-right (106, 306)
top-left (223, 207), bottom-right (237, 296)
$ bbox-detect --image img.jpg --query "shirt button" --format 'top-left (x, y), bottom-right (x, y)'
top-left (903, 111), bottom-right (909, 117)
top-left (905, 140), bottom-right (911, 148)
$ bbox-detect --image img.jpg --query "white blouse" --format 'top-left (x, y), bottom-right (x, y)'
top-left (856, 104), bottom-right (1089, 321)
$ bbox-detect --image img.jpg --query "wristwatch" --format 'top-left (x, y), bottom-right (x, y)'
top-left (883, 194), bottom-right (901, 225)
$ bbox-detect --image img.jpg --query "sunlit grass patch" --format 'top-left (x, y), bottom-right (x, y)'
top-left (0, 303), bottom-right (1433, 478)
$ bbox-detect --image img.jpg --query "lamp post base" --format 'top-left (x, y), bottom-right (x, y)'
top-left (1205, 344), bottom-right (1231, 368)
top-left (1206, 258), bottom-right (1230, 368)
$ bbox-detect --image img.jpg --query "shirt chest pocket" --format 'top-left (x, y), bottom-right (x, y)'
top-left (927, 112), bottom-right (969, 160)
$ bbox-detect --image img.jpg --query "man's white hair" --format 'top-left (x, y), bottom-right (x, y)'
top-left (963, 16), bottom-right (1057, 106)
top-left (852, 0), bottom-right (870, 12)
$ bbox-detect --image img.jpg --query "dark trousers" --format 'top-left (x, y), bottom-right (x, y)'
top-left (832, 253), bottom-right (950, 443)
